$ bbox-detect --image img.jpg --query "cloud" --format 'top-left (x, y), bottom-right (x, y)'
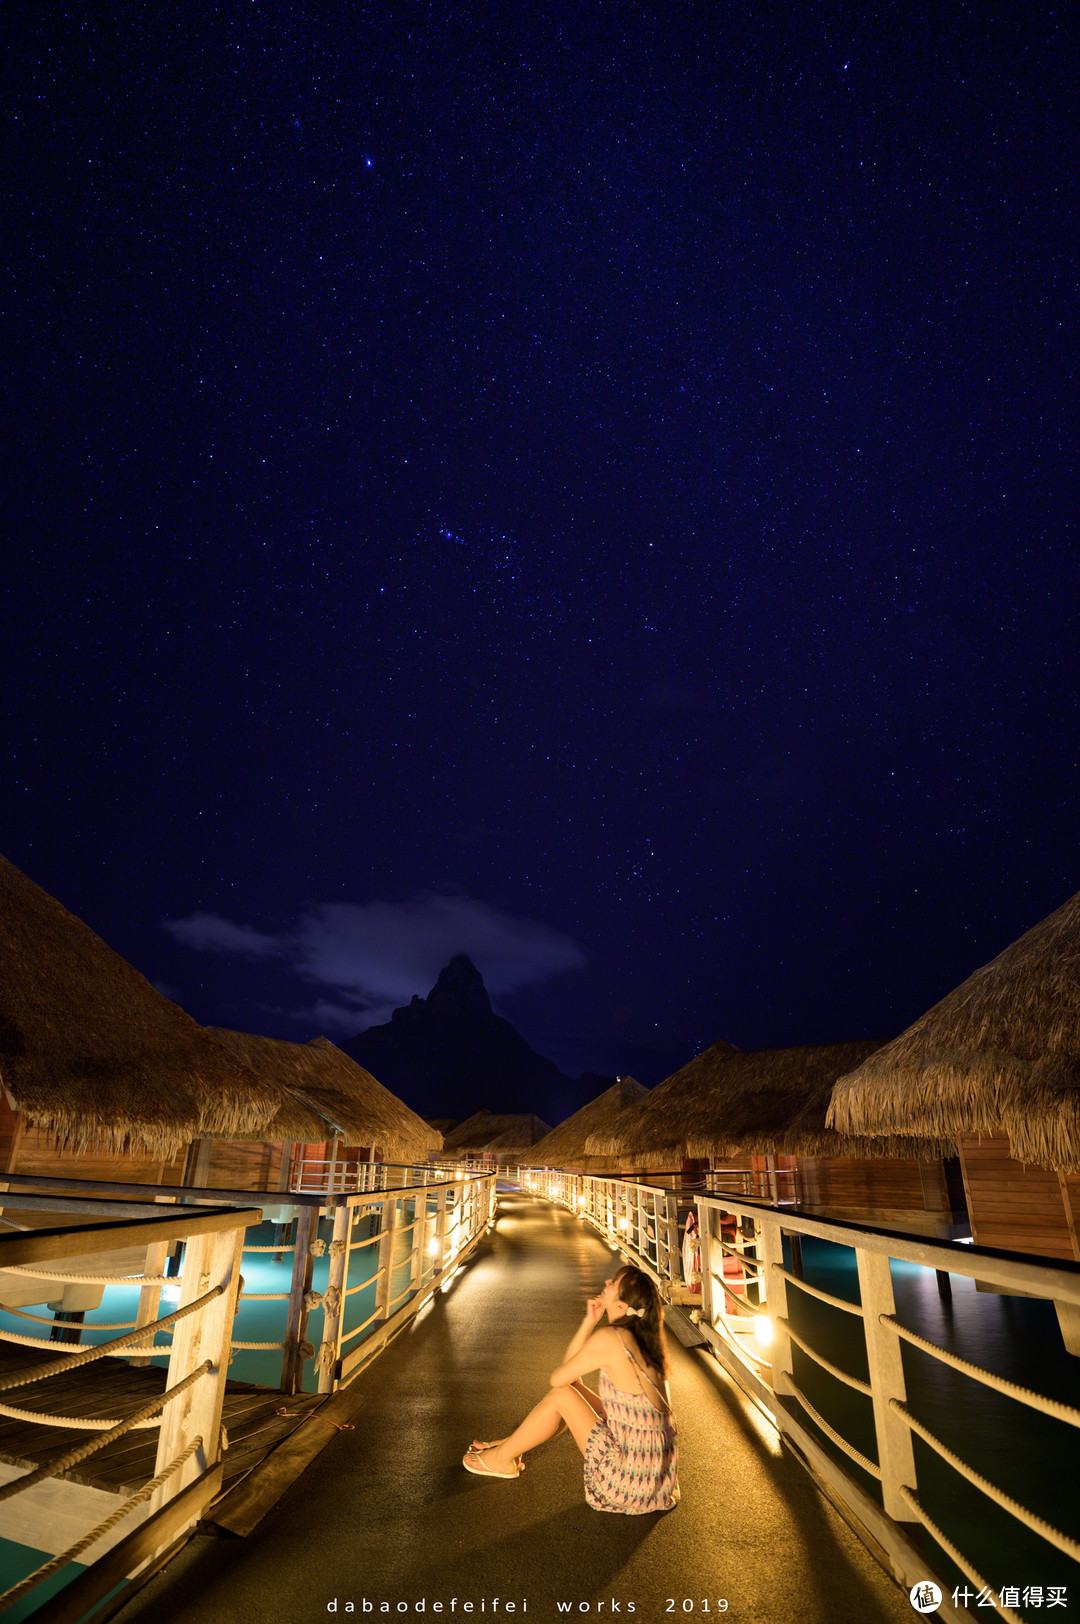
top-left (163, 893), bottom-right (586, 1031)
top-left (163, 913), bottom-right (281, 956)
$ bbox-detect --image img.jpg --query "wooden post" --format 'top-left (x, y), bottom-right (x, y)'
top-left (697, 1202), bottom-right (716, 1327)
top-left (663, 1194), bottom-right (680, 1287)
top-left (49, 1310), bottom-right (85, 1344)
top-left (855, 1246), bottom-right (919, 1523)
top-left (131, 1239), bottom-right (170, 1368)
top-left (374, 1194), bottom-right (400, 1321)
top-left (409, 1192), bottom-right (427, 1291)
top-left (325, 1133), bottom-right (341, 1197)
top-left (759, 1216), bottom-right (793, 1392)
top-left (281, 1204), bottom-right (320, 1395)
top-left (432, 1185), bottom-right (449, 1275)
top-left (152, 1221), bottom-right (246, 1512)
top-left (317, 1204), bottom-right (352, 1394)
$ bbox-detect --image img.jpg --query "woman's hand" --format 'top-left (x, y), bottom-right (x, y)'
top-left (585, 1294), bottom-right (605, 1323)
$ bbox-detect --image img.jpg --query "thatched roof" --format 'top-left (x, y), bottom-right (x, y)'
top-left (527, 1077), bottom-right (650, 1169)
top-left (828, 890), bottom-right (1080, 1170)
top-left (587, 1039), bottom-right (949, 1166)
top-left (0, 853), bottom-right (280, 1154)
top-left (209, 1030), bottom-right (442, 1162)
top-left (441, 1110), bottom-right (553, 1153)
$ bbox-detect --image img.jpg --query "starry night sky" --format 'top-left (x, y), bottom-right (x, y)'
top-left (4, 4), bottom-right (1078, 1104)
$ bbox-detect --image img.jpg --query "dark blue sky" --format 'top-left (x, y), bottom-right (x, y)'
top-left (4, 3), bottom-right (1078, 1096)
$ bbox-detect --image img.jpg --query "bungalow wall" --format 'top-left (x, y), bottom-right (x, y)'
top-left (793, 1155), bottom-right (953, 1220)
top-left (197, 1138), bottom-right (285, 1192)
top-left (959, 1134), bottom-right (1080, 1263)
top-left (2, 1105), bottom-right (187, 1187)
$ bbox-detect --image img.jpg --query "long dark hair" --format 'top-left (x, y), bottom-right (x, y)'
top-left (613, 1266), bottom-right (669, 1380)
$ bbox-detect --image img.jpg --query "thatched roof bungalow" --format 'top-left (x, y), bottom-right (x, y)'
top-left (441, 1110), bottom-right (552, 1159)
top-left (828, 890), bottom-right (1080, 1259)
top-left (587, 1039), bottom-right (960, 1229)
top-left (526, 1077), bottom-right (649, 1171)
top-left (209, 1029), bottom-right (441, 1171)
top-left (0, 853), bottom-right (279, 1180)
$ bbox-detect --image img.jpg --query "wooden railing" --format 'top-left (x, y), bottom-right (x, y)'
top-left (519, 1168), bottom-right (1080, 1624)
top-left (0, 1204), bottom-right (258, 1619)
top-left (0, 1169), bottom-right (496, 1394)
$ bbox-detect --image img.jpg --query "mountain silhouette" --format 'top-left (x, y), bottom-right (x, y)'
top-left (338, 955), bottom-right (613, 1121)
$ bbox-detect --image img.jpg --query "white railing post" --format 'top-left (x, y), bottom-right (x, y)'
top-left (759, 1214), bottom-right (793, 1393)
top-left (697, 1199), bottom-right (717, 1328)
top-left (663, 1193), bottom-right (680, 1288)
top-left (375, 1194), bottom-right (400, 1320)
top-left (410, 1192), bottom-right (428, 1290)
top-left (317, 1203), bottom-right (352, 1394)
top-left (152, 1219), bottom-right (246, 1510)
top-left (433, 1184), bottom-right (449, 1273)
top-left (856, 1246), bottom-right (919, 1524)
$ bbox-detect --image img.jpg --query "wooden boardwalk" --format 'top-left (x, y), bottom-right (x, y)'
top-left (106, 1191), bottom-right (919, 1624)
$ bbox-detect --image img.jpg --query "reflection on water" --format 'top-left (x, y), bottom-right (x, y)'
top-left (781, 1237), bottom-right (1080, 1610)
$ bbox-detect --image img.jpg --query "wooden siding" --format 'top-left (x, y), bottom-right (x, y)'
top-left (0, 1093), bottom-right (23, 1174)
top-left (796, 1156), bottom-right (931, 1214)
top-left (8, 1123), bottom-right (187, 1187)
top-left (202, 1139), bottom-right (284, 1192)
top-left (959, 1134), bottom-right (1080, 1262)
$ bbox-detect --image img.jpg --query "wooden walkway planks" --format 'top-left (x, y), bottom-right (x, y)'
top-left (0, 1344), bottom-right (326, 1494)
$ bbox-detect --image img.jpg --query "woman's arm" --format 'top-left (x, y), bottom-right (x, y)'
top-left (550, 1325), bottom-right (620, 1388)
top-left (561, 1296), bottom-right (604, 1364)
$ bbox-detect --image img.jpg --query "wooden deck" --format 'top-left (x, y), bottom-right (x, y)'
top-left (0, 1343), bottom-right (328, 1496)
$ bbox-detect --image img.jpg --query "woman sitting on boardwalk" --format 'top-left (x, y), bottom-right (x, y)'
top-left (463, 1264), bottom-right (679, 1513)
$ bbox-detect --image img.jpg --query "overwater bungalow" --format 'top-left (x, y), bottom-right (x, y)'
top-left (0, 852), bottom-right (279, 1188)
top-left (440, 1109), bottom-right (552, 1164)
top-left (202, 1028), bottom-right (441, 1191)
top-left (828, 888), bottom-right (1080, 1265)
top-left (586, 1039), bottom-right (963, 1236)
top-left (525, 1076), bottom-right (649, 1172)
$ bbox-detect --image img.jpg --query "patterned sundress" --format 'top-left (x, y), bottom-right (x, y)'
top-left (582, 1332), bottom-right (679, 1514)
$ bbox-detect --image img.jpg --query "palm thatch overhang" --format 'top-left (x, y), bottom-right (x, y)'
top-left (828, 889), bottom-right (1080, 1171)
top-left (586, 1039), bottom-right (952, 1167)
top-left (441, 1110), bottom-right (553, 1154)
top-left (209, 1030), bottom-right (441, 1162)
top-left (0, 853), bottom-right (281, 1155)
top-left (526, 1077), bottom-right (650, 1169)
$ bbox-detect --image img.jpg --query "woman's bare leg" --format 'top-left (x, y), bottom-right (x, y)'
top-left (472, 1383), bottom-right (601, 1452)
top-left (471, 1385), bottom-right (601, 1475)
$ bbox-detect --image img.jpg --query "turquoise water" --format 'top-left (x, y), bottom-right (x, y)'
top-left (0, 1542), bottom-right (93, 1624)
top-left (779, 1235), bottom-right (1080, 1610)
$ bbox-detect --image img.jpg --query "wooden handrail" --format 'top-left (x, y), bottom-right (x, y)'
top-left (0, 1207), bottom-right (264, 1266)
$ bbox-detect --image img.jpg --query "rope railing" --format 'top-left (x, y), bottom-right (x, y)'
top-left (4, 1265), bottom-right (170, 1285)
top-left (778, 1373), bottom-right (882, 1480)
top-left (0, 1301), bottom-right (140, 1330)
top-left (774, 1266), bottom-right (864, 1316)
top-left (0, 1433), bottom-right (206, 1611)
top-left (0, 1286), bottom-right (224, 1394)
top-left (710, 1272), bottom-right (755, 1313)
top-left (344, 1270), bottom-right (380, 1297)
top-left (891, 1399), bottom-right (1080, 1564)
top-left (0, 1362), bottom-right (212, 1506)
top-left (778, 1316), bottom-right (873, 1397)
top-left (899, 1486), bottom-right (1025, 1624)
top-left (880, 1313), bottom-right (1080, 1429)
